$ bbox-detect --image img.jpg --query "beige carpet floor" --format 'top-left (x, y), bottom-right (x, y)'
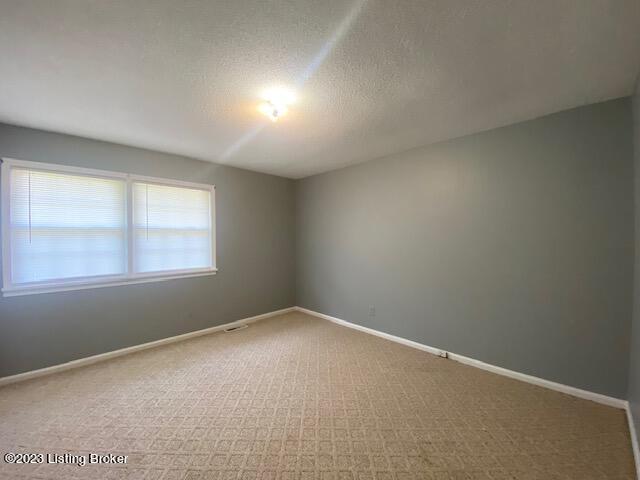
top-left (0, 311), bottom-right (635, 480)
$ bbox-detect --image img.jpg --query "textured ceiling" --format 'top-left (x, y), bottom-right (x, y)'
top-left (1, 1), bottom-right (639, 178)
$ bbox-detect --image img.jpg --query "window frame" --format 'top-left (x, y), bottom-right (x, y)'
top-left (1, 158), bottom-right (216, 297)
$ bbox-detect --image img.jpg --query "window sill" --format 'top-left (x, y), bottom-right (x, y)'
top-left (1, 269), bottom-right (218, 297)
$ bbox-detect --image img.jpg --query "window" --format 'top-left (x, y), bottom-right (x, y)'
top-left (132, 181), bottom-right (213, 274)
top-left (1, 159), bottom-right (216, 296)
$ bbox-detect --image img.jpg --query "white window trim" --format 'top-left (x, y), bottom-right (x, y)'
top-left (1, 157), bottom-right (217, 297)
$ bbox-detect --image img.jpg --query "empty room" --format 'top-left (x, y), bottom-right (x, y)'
top-left (1, 1), bottom-right (640, 479)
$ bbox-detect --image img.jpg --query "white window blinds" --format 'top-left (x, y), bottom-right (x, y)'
top-left (8, 167), bottom-right (126, 285)
top-left (133, 182), bottom-right (212, 274)
top-left (2, 159), bottom-right (216, 296)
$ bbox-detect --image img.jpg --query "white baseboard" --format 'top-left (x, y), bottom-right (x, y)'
top-left (627, 405), bottom-right (640, 480)
top-left (294, 306), bottom-right (627, 410)
top-left (0, 307), bottom-right (296, 387)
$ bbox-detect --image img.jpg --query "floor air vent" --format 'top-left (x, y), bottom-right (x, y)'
top-left (224, 324), bottom-right (248, 333)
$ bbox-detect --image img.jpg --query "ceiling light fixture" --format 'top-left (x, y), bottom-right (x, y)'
top-left (259, 87), bottom-right (296, 122)
top-left (258, 100), bottom-right (287, 122)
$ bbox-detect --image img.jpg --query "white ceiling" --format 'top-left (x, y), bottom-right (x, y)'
top-left (1, 1), bottom-right (639, 179)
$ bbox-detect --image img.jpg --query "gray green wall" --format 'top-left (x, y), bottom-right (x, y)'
top-left (0, 124), bottom-right (296, 378)
top-left (630, 80), bottom-right (640, 440)
top-left (296, 98), bottom-right (634, 399)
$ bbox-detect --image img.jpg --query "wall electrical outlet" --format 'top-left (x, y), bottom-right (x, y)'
top-left (368, 306), bottom-right (376, 317)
